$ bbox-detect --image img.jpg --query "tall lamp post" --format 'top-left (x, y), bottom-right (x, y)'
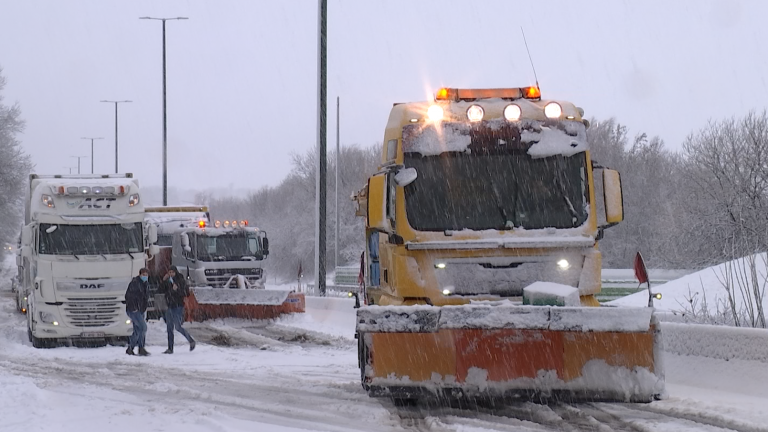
top-left (70, 156), bottom-right (89, 175)
top-left (100, 100), bottom-right (131, 173)
top-left (314, 0), bottom-right (328, 297)
top-left (139, 16), bottom-right (188, 206)
top-left (80, 137), bottom-right (104, 174)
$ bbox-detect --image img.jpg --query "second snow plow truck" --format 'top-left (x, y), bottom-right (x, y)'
top-left (353, 86), bottom-right (664, 403)
top-left (145, 206), bottom-right (304, 322)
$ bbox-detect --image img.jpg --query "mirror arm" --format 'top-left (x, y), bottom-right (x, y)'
top-left (596, 223), bottom-right (619, 241)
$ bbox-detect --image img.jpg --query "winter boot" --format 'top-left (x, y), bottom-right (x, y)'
top-left (163, 348), bottom-right (173, 354)
top-left (138, 347), bottom-right (150, 356)
top-left (189, 340), bottom-right (196, 352)
top-left (126, 347), bottom-right (135, 356)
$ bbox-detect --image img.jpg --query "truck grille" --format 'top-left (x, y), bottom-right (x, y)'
top-left (62, 296), bottom-right (122, 327)
top-left (205, 268), bottom-right (263, 287)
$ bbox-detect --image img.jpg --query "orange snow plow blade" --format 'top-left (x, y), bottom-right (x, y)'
top-left (185, 288), bottom-right (305, 321)
top-left (357, 303), bottom-right (664, 403)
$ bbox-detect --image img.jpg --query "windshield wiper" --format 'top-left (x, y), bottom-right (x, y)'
top-left (490, 181), bottom-right (514, 230)
top-left (553, 168), bottom-right (579, 227)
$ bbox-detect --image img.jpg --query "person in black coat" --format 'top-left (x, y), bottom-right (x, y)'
top-left (158, 266), bottom-right (196, 353)
top-left (125, 268), bottom-right (150, 356)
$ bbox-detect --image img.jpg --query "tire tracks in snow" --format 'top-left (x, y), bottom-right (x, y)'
top-left (594, 402), bottom-right (768, 432)
top-left (0, 352), bottom-right (399, 432)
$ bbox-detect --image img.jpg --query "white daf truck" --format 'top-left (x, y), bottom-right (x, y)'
top-left (19, 174), bottom-right (158, 348)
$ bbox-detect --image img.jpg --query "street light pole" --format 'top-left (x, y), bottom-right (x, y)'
top-left (335, 96), bottom-right (339, 272)
top-left (70, 156), bottom-right (88, 175)
top-left (80, 137), bottom-right (104, 174)
top-left (140, 16), bottom-right (188, 206)
top-left (100, 100), bottom-right (131, 173)
top-left (314, 0), bottom-right (327, 296)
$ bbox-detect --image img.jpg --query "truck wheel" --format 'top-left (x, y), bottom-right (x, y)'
top-left (358, 333), bottom-right (370, 391)
top-left (28, 327), bottom-right (51, 349)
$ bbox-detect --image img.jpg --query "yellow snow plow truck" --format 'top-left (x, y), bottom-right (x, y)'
top-left (352, 86), bottom-right (664, 403)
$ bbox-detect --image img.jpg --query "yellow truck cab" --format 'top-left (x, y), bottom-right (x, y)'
top-left (355, 86), bottom-right (624, 308)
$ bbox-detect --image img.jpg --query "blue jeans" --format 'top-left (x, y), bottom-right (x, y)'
top-left (165, 307), bottom-right (193, 349)
top-left (126, 310), bottom-right (147, 349)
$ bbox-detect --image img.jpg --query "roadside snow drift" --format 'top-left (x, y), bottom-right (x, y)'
top-left (609, 253), bottom-right (768, 317)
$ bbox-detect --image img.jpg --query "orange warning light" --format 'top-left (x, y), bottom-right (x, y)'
top-left (198, 220), bottom-right (206, 228)
top-left (524, 86), bottom-right (541, 99)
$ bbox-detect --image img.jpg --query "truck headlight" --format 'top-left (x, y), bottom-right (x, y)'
top-left (42, 194), bottom-right (55, 208)
top-left (40, 311), bottom-right (59, 325)
top-left (128, 193), bottom-right (140, 207)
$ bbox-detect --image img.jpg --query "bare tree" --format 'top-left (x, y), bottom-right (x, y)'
top-left (0, 66), bottom-right (33, 258)
top-left (588, 119), bottom-right (687, 269)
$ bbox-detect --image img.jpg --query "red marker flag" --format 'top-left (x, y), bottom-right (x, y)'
top-left (633, 252), bottom-right (649, 285)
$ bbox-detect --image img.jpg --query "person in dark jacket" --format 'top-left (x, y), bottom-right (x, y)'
top-left (158, 266), bottom-right (196, 353)
top-left (125, 268), bottom-right (150, 356)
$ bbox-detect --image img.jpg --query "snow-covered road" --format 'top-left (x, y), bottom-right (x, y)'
top-left (1, 261), bottom-right (767, 431)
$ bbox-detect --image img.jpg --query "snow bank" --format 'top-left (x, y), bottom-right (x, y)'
top-left (661, 321), bottom-right (768, 363)
top-left (609, 253), bottom-right (768, 317)
top-left (523, 281), bottom-right (580, 307)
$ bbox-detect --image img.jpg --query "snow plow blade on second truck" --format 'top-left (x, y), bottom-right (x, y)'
top-left (185, 288), bottom-right (305, 321)
top-left (352, 86), bottom-right (665, 403)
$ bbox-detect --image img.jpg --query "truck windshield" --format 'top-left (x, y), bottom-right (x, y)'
top-left (195, 234), bottom-right (262, 261)
top-left (38, 222), bottom-right (144, 255)
top-left (401, 121), bottom-right (589, 231)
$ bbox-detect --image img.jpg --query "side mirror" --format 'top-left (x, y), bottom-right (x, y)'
top-left (148, 244), bottom-right (161, 256)
top-left (21, 226), bottom-right (33, 247)
top-left (394, 167), bottom-right (417, 187)
top-left (147, 224), bottom-right (158, 244)
top-left (367, 173), bottom-right (390, 233)
top-left (180, 233), bottom-right (189, 248)
top-left (15, 255), bottom-right (22, 266)
top-left (603, 169), bottom-right (624, 224)
top-left (262, 237), bottom-right (270, 256)
top-left (352, 183), bottom-right (369, 217)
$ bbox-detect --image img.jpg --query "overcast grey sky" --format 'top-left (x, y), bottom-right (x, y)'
top-left (1, 0), bottom-right (765, 191)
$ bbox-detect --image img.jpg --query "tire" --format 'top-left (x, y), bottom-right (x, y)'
top-left (358, 333), bottom-right (370, 391)
top-left (28, 327), bottom-right (52, 349)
